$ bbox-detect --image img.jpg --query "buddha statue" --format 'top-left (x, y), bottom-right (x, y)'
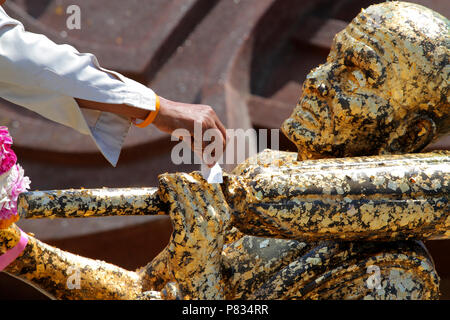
top-left (0, 1), bottom-right (449, 300)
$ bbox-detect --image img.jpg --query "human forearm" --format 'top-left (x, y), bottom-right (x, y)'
top-left (77, 95), bottom-right (229, 167)
top-left (0, 9), bottom-right (157, 165)
top-left (0, 7), bottom-right (227, 166)
top-left (75, 98), bottom-right (151, 120)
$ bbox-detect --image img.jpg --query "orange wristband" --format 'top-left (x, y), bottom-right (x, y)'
top-left (132, 95), bottom-right (160, 128)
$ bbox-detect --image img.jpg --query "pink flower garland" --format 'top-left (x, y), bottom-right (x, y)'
top-left (0, 126), bottom-right (17, 175)
top-left (0, 126), bottom-right (30, 228)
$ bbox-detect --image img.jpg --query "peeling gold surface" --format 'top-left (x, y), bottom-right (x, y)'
top-left (5, 151), bottom-right (447, 300)
top-left (156, 172), bottom-right (231, 299)
top-left (2, 1), bottom-right (448, 300)
top-left (18, 187), bottom-right (166, 219)
top-left (247, 241), bottom-right (439, 300)
top-left (281, 1), bottom-right (449, 159)
top-left (221, 149), bottom-right (445, 300)
top-left (0, 223), bottom-right (21, 254)
top-left (1, 225), bottom-right (143, 300)
top-left (223, 1), bottom-right (448, 300)
top-left (222, 236), bottom-right (312, 299)
top-left (225, 150), bottom-right (449, 241)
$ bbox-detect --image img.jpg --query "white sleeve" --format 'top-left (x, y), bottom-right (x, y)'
top-left (0, 7), bottom-right (157, 166)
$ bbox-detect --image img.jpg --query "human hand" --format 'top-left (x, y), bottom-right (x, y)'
top-left (153, 96), bottom-right (228, 167)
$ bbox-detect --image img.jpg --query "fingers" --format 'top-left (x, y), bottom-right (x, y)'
top-left (203, 128), bottom-right (224, 168)
top-left (207, 107), bottom-right (228, 153)
top-left (200, 108), bottom-right (227, 167)
top-left (160, 172), bottom-right (229, 299)
top-left (156, 97), bottom-right (228, 166)
top-left (157, 175), bottom-right (187, 239)
top-left (210, 111), bottom-right (228, 148)
top-left (191, 116), bottom-right (226, 167)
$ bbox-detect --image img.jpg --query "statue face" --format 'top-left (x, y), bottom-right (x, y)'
top-left (282, 2), bottom-right (449, 160)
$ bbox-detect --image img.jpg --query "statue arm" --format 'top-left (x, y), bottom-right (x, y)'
top-left (3, 171), bottom-right (231, 300)
top-left (224, 151), bottom-right (449, 241)
top-left (18, 151), bottom-right (449, 242)
top-left (18, 187), bottom-right (166, 219)
top-left (1, 224), bottom-right (145, 300)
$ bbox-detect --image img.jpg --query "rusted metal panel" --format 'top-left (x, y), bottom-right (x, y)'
top-left (247, 95), bottom-right (294, 128)
top-left (293, 17), bottom-right (348, 49)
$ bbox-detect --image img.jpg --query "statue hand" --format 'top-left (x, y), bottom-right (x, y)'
top-left (158, 172), bottom-right (231, 299)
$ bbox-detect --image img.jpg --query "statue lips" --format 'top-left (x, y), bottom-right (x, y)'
top-left (282, 89), bottom-right (335, 159)
top-left (295, 98), bottom-right (320, 128)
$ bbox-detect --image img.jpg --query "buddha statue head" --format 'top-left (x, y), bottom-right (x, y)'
top-left (282, 1), bottom-right (449, 160)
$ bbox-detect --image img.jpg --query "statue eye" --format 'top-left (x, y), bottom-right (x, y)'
top-left (344, 58), bottom-right (375, 82)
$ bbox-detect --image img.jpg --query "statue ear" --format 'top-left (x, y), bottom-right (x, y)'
top-left (386, 116), bottom-right (436, 153)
